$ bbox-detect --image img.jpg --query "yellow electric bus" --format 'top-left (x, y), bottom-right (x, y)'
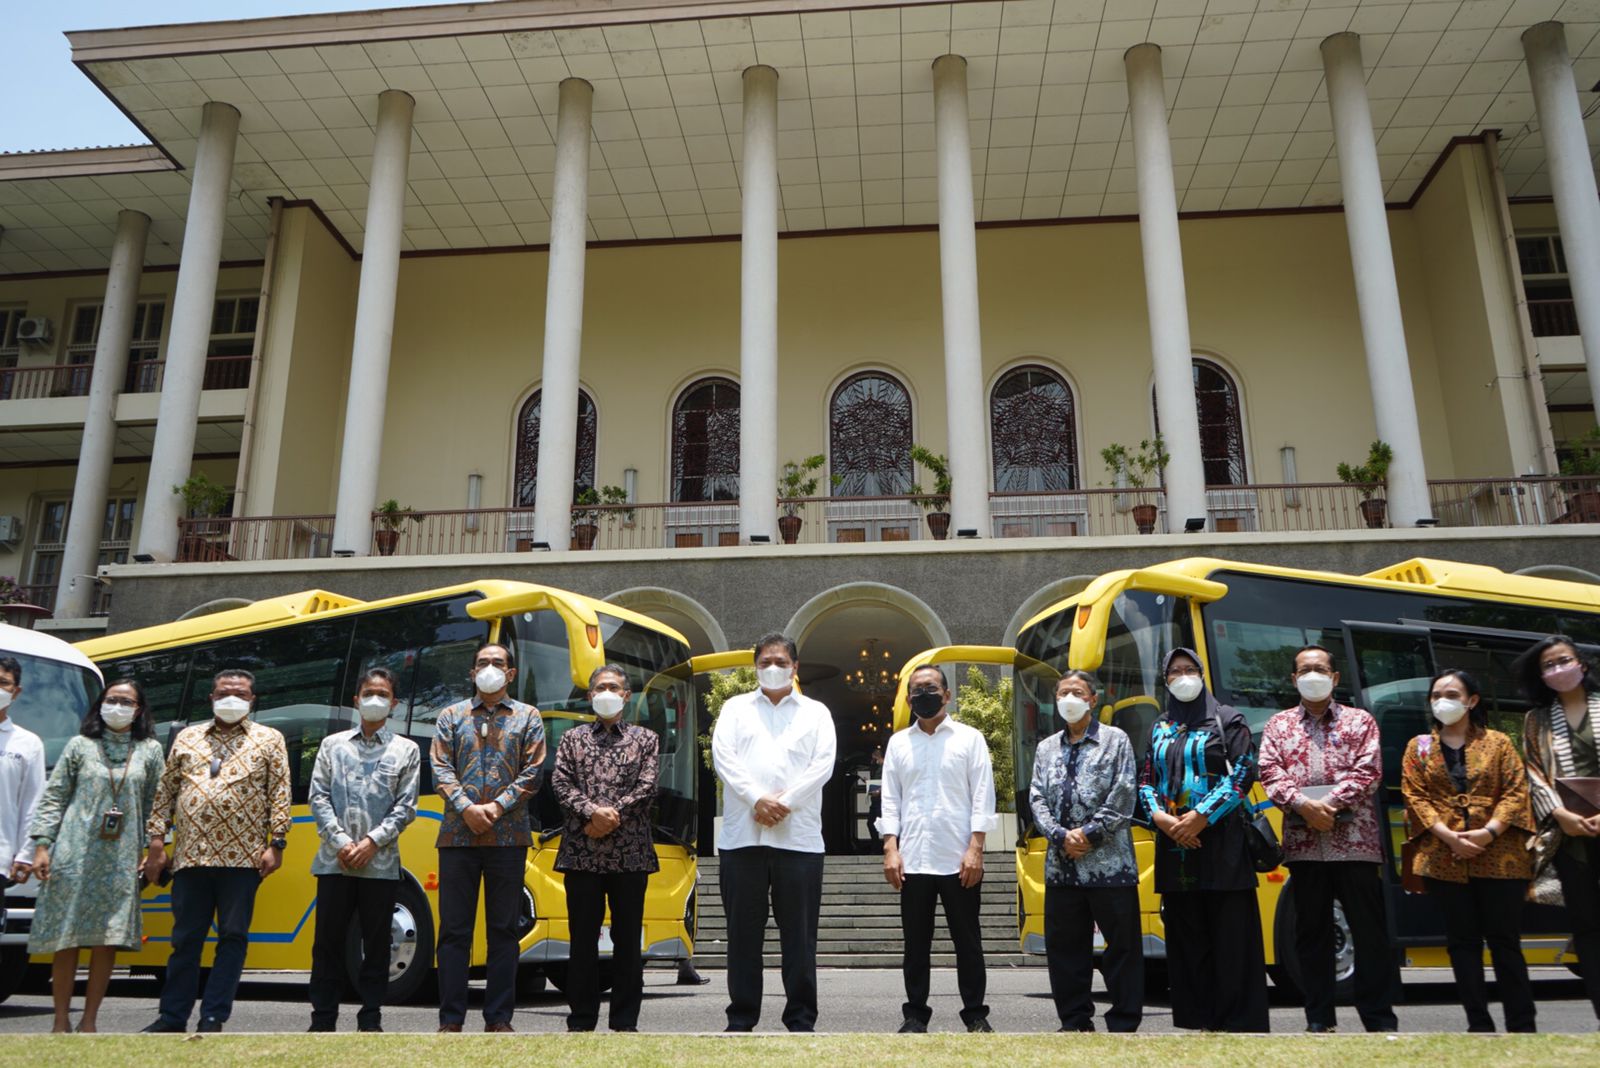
top-left (893, 556), bottom-right (1600, 996)
top-left (73, 579), bottom-right (709, 1000)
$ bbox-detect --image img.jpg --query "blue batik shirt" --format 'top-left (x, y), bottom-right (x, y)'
top-left (308, 726), bottom-right (421, 879)
top-left (1029, 719), bottom-right (1139, 888)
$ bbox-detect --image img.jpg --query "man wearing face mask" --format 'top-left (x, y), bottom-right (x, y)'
top-left (306, 667), bottom-right (420, 1033)
top-left (550, 665), bottom-right (659, 1033)
top-left (878, 665), bottom-right (997, 1033)
top-left (430, 642), bottom-right (546, 1034)
top-left (1257, 645), bottom-right (1398, 1033)
top-left (711, 633), bottom-right (837, 1032)
top-left (141, 668), bottom-right (291, 1034)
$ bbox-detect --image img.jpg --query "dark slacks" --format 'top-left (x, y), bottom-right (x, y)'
top-left (563, 869), bottom-right (650, 1031)
top-left (1163, 888), bottom-right (1270, 1033)
top-left (436, 846), bottom-right (527, 1027)
top-left (718, 846), bottom-right (823, 1031)
top-left (1554, 839), bottom-right (1600, 1022)
top-left (158, 866), bottom-right (261, 1026)
top-left (1045, 882), bottom-right (1144, 1032)
top-left (1287, 861), bottom-right (1399, 1031)
top-left (1424, 875), bottom-right (1536, 1032)
top-left (899, 873), bottom-right (988, 1026)
top-left (308, 873), bottom-right (400, 1029)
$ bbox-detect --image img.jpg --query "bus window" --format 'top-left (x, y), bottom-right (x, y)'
top-left (347, 595), bottom-right (484, 739)
top-left (1098, 591), bottom-right (1189, 763)
top-left (1207, 619), bottom-right (1349, 733)
top-left (597, 614), bottom-right (696, 849)
top-left (1429, 634), bottom-right (1541, 751)
top-left (1341, 626), bottom-right (1435, 802)
top-left (5, 653), bottom-right (103, 768)
top-left (100, 649), bottom-right (191, 752)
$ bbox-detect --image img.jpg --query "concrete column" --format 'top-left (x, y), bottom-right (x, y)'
top-left (331, 90), bottom-right (415, 555)
top-left (932, 55), bottom-right (990, 537)
top-left (55, 210), bottom-right (149, 616)
top-left (738, 65), bottom-right (780, 543)
top-left (531, 78), bottom-right (594, 549)
top-left (135, 101), bottom-right (240, 561)
top-left (1124, 44), bottom-right (1208, 529)
top-left (1321, 33), bottom-right (1431, 525)
top-left (1523, 22), bottom-right (1600, 418)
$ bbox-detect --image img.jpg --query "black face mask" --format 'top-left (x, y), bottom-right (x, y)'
top-left (908, 690), bottom-right (945, 719)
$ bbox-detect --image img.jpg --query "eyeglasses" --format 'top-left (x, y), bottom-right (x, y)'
top-left (1165, 666), bottom-right (1202, 679)
top-left (1543, 656), bottom-right (1579, 671)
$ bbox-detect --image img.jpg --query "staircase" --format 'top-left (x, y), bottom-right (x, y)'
top-left (690, 853), bottom-right (1038, 969)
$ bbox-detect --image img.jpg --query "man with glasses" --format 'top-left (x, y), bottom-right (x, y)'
top-left (1257, 645), bottom-right (1398, 1033)
top-left (878, 665), bottom-right (997, 1033)
top-left (430, 642), bottom-right (546, 1034)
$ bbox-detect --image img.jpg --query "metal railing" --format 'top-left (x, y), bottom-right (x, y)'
top-left (176, 514), bottom-right (335, 562)
top-left (1428, 475), bottom-right (1600, 527)
top-left (0, 356), bottom-right (251, 401)
top-left (1528, 298), bottom-right (1579, 337)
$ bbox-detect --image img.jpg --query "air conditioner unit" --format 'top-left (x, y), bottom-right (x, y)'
top-left (0, 515), bottom-right (21, 545)
top-left (15, 317), bottom-right (52, 344)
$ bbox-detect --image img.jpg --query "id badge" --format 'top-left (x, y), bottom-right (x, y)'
top-left (99, 807), bottom-right (125, 840)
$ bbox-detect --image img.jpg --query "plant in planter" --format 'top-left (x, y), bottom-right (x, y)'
top-left (1336, 439), bottom-right (1394, 529)
top-left (1559, 426), bottom-right (1600, 523)
top-left (777, 455), bottom-right (827, 544)
top-left (0, 576), bottom-right (48, 629)
top-left (909, 445), bottom-right (953, 540)
top-left (571, 484), bottom-right (628, 550)
top-left (1100, 436), bottom-right (1169, 534)
top-left (175, 472), bottom-right (230, 526)
top-left (373, 499), bottom-right (416, 556)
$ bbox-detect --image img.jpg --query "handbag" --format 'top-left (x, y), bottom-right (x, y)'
top-left (1527, 821), bottom-right (1565, 907)
top-left (1399, 835), bottom-right (1426, 895)
top-left (1240, 800), bottom-right (1285, 873)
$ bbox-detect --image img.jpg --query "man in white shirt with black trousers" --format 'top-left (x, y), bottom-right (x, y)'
top-left (712, 633), bottom-right (837, 1032)
top-left (878, 664), bottom-right (998, 1033)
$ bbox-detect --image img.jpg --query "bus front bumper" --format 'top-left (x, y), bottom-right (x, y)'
top-left (1022, 931), bottom-right (1167, 958)
top-left (519, 936), bottom-right (689, 964)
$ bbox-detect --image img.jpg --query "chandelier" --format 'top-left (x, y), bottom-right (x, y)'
top-left (844, 638), bottom-right (897, 697)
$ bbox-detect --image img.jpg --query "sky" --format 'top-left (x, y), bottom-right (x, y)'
top-left (2, 1), bottom-right (461, 154)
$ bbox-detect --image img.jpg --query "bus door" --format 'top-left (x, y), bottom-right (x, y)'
top-left (1339, 622), bottom-right (1441, 943)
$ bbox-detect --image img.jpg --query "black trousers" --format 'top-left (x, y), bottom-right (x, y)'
top-left (1424, 876), bottom-right (1536, 1032)
top-left (563, 870), bottom-right (649, 1031)
top-left (899, 873), bottom-right (988, 1025)
top-left (308, 874), bottom-right (399, 1029)
top-left (158, 867), bottom-right (261, 1026)
top-left (1554, 839), bottom-right (1600, 1021)
top-left (1287, 861), bottom-right (1399, 1031)
top-left (718, 846), bottom-right (823, 1031)
top-left (436, 846), bottom-right (527, 1027)
top-left (1044, 883), bottom-right (1143, 1032)
top-left (1163, 888), bottom-right (1270, 1033)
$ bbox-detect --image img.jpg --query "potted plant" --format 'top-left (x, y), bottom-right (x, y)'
top-left (1100, 436), bottom-right (1169, 534)
top-left (777, 455), bottom-right (826, 544)
top-left (571, 484), bottom-right (627, 550)
top-left (0, 576), bottom-right (49, 629)
top-left (909, 445), bottom-right (953, 540)
top-left (173, 472), bottom-right (231, 560)
top-left (373, 499), bottom-right (416, 556)
top-left (1559, 425), bottom-right (1600, 523)
top-left (1337, 439), bottom-right (1394, 529)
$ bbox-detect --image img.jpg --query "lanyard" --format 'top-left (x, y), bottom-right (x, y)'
top-left (100, 738), bottom-right (136, 801)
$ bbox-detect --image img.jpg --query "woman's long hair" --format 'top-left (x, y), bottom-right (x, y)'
top-left (80, 678), bottom-right (155, 742)
top-left (1515, 634), bottom-right (1600, 707)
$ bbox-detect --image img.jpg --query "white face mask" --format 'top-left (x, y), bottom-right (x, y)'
top-left (758, 665), bottom-right (794, 691)
top-left (0, 689), bottom-right (12, 712)
top-left (212, 696), bottom-right (251, 724)
top-left (474, 665), bottom-right (507, 695)
top-left (100, 702), bottom-right (137, 731)
top-left (1167, 675), bottom-right (1204, 703)
top-left (591, 691), bottom-right (626, 720)
top-left (1057, 694), bottom-right (1092, 725)
top-left (1432, 698), bottom-right (1469, 726)
top-left (358, 695), bottom-right (392, 723)
top-left (1295, 672), bottom-right (1335, 702)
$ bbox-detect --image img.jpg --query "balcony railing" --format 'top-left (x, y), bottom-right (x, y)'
top-left (176, 514), bottom-right (335, 562)
top-left (0, 356), bottom-right (251, 400)
top-left (1528, 298), bottom-right (1579, 337)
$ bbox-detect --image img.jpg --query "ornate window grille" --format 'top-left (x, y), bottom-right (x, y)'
top-left (671, 376), bottom-right (740, 502)
top-left (514, 389), bottom-right (597, 507)
top-left (829, 371), bottom-right (912, 497)
top-left (1153, 358), bottom-right (1249, 486)
top-left (990, 365), bottom-right (1079, 491)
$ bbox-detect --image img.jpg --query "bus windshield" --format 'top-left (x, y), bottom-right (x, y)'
top-left (2, 651), bottom-right (101, 767)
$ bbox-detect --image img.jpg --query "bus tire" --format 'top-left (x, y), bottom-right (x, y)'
top-left (1271, 877), bottom-right (1356, 1004)
top-left (346, 877), bottom-right (435, 1004)
top-left (543, 960), bottom-right (613, 994)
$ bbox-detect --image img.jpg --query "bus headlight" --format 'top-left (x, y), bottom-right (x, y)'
top-left (517, 888), bottom-right (536, 937)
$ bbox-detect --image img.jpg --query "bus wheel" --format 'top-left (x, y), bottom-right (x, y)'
top-left (346, 878), bottom-right (435, 1004)
top-left (543, 961), bottom-right (614, 994)
top-left (1270, 879), bottom-right (1356, 1004)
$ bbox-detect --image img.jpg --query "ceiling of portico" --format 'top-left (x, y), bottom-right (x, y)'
top-left (0, 420), bottom-right (243, 465)
top-left (2, 0), bottom-right (1598, 276)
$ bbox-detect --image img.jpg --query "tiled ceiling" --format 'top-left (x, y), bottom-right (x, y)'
top-left (0, 420), bottom-right (243, 464)
top-left (1, 0), bottom-right (1598, 275)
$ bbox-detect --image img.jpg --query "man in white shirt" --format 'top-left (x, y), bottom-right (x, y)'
top-left (711, 633), bottom-right (837, 1032)
top-left (0, 657), bottom-right (47, 887)
top-left (878, 665), bottom-right (997, 1033)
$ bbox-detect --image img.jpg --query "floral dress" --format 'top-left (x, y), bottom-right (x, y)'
top-left (26, 732), bottom-right (164, 954)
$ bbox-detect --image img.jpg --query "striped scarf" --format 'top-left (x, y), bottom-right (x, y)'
top-left (1526, 693), bottom-right (1600, 822)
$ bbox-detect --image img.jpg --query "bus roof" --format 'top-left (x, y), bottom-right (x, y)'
top-left (1, 622), bottom-right (104, 681)
top-left (1019, 556), bottom-right (1600, 636)
top-left (77, 579), bottom-right (688, 659)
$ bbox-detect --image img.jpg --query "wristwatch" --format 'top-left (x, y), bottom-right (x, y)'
top-left (269, 837), bottom-right (288, 850)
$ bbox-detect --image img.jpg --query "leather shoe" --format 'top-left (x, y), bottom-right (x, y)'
top-left (485, 1021), bottom-right (515, 1033)
top-left (196, 1018), bottom-right (224, 1034)
top-left (307, 1023), bottom-right (336, 1033)
top-left (436, 1023), bottom-right (462, 1033)
top-left (358, 1025), bottom-right (383, 1033)
top-left (140, 1019), bottom-right (185, 1034)
top-left (1305, 1023), bottom-right (1337, 1034)
top-left (898, 1018), bottom-right (927, 1033)
top-left (967, 1018), bottom-right (995, 1033)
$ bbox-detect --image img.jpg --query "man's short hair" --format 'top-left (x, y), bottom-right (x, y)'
top-left (0, 656), bottom-right (19, 686)
top-left (1294, 644), bottom-right (1336, 669)
top-left (588, 663), bottom-right (629, 690)
top-left (357, 666), bottom-right (397, 693)
top-left (908, 664), bottom-right (949, 690)
top-left (753, 632), bottom-right (797, 661)
top-left (474, 642), bottom-right (515, 668)
top-left (213, 668), bottom-right (255, 690)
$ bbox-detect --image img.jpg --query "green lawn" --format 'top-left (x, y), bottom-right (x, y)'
top-left (3, 1033), bottom-right (1598, 1066)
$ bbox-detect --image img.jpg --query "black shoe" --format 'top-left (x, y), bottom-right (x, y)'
top-left (613, 1026), bottom-right (639, 1032)
top-left (676, 963), bottom-right (711, 986)
top-left (141, 1019), bottom-right (186, 1034)
top-left (307, 1023), bottom-right (336, 1033)
top-left (723, 1025), bottom-right (753, 1033)
top-left (197, 1018), bottom-right (224, 1034)
top-left (1305, 1023), bottom-right (1336, 1033)
top-left (967, 1018), bottom-right (995, 1033)
top-left (358, 1025), bottom-right (383, 1033)
top-left (898, 1018), bottom-right (928, 1033)
top-left (1058, 1022), bottom-right (1094, 1032)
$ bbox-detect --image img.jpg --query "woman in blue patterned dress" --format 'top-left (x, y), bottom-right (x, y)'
top-left (1138, 648), bottom-right (1269, 1032)
top-left (27, 680), bottom-right (164, 1032)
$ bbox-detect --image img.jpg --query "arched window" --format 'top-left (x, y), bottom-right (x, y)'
top-left (830, 371), bottom-right (912, 496)
top-left (671, 376), bottom-right (740, 502)
top-left (1152, 358), bottom-right (1249, 486)
top-left (514, 388), bottom-right (597, 507)
top-left (990, 365), bottom-right (1079, 491)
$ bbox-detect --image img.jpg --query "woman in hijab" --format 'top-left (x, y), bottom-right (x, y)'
top-left (1138, 647), bottom-right (1269, 1032)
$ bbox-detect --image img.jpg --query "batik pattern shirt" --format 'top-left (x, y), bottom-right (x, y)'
top-left (1401, 726), bottom-right (1535, 884)
top-left (147, 718), bottom-right (292, 871)
top-left (430, 696), bottom-right (546, 848)
top-left (1257, 702), bottom-right (1383, 864)
top-left (1029, 720), bottom-right (1138, 888)
top-left (308, 727), bottom-right (421, 879)
top-left (550, 720), bottom-right (660, 874)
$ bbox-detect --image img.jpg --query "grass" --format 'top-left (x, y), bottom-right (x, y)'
top-left (1, 1033), bottom-right (1597, 1067)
